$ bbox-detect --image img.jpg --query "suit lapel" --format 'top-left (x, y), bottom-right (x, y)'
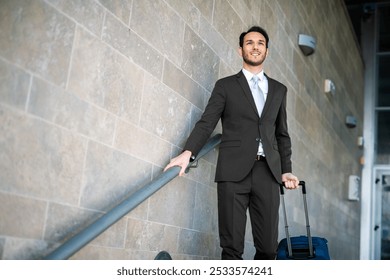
top-left (236, 71), bottom-right (260, 117)
top-left (236, 71), bottom-right (278, 119)
top-left (260, 74), bottom-right (276, 119)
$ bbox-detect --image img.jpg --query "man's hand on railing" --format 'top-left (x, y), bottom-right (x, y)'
top-left (164, 150), bottom-right (192, 176)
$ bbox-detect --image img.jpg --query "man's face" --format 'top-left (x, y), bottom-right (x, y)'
top-left (239, 31), bottom-right (268, 68)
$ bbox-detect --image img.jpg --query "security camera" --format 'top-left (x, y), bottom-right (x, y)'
top-left (298, 34), bottom-right (316, 56)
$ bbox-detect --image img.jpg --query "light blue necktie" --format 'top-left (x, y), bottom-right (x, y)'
top-left (251, 75), bottom-right (266, 156)
top-left (251, 75), bottom-right (265, 116)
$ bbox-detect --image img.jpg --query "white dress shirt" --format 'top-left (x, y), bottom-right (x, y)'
top-left (242, 68), bottom-right (268, 157)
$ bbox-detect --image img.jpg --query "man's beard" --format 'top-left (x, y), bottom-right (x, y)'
top-left (243, 53), bottom-right (266, 67)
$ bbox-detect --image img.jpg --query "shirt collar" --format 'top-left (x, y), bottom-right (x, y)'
top-left (242, 68), bottom-right (266, 83)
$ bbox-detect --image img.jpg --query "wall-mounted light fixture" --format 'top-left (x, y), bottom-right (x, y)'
top-left (298, 34), bottom-right (316, 56)
top-left (346, 115), bottom-right (357, 128)
top-left (324, 79), bottom-right (336, 95)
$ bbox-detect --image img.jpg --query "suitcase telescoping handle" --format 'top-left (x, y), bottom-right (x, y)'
top-left (279, 181), bottom-right (314, 258)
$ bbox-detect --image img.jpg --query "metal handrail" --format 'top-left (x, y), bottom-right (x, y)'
top-left (44, 133), bottom-right (222, 260)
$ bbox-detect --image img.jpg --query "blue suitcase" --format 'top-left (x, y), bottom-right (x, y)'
top-left (276, 181), bottom-right (331, 260)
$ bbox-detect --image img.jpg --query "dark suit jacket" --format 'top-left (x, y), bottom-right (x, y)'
top-left (184, 70), bottom-right (292, 184)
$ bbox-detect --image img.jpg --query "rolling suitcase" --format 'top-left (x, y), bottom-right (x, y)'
top-left (276, 181), bottom-right (330, 260)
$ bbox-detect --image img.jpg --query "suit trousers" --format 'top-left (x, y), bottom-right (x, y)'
top-left (217, 159), bottom-right (280, 260)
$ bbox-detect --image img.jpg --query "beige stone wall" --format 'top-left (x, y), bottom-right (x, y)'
top-left (0, 0), bottom-right (363, 259)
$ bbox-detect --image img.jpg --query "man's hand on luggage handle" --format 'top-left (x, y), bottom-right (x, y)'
top-left (282, 173), bottom-right (300, 189)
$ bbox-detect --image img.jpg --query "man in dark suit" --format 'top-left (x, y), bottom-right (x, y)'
top-left (164, 26), bottom-right (299, 260)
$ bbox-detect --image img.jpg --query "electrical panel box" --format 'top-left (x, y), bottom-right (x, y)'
top-left (348, 175), bottom-right (360, 201)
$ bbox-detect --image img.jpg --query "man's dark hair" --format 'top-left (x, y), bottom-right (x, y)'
top-left (239, 26), bottom-right (269, 48)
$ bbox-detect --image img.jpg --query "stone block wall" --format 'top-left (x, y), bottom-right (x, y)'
top-left (0, 0), bottom-right (363, 259)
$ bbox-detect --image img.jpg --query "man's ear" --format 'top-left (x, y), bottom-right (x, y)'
top-left (238, 47), bottom-right (243, 57)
